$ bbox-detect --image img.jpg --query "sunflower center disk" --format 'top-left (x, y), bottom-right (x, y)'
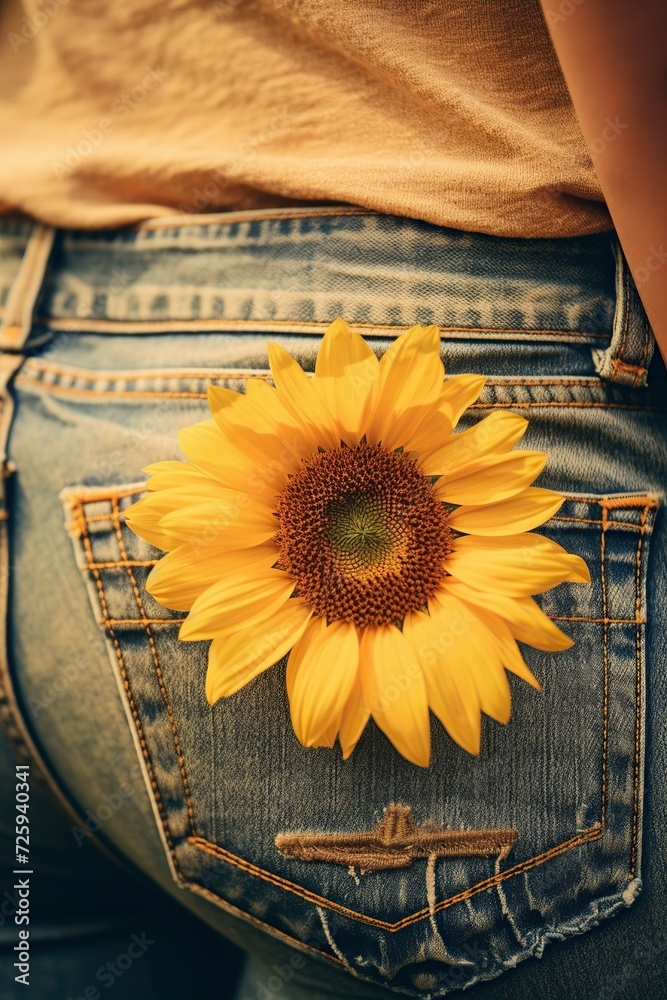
top-left (275, 443), bottom-right (452, 628)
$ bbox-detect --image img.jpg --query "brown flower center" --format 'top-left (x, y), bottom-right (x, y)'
top-left (274, 443), bottom-right (452, 627)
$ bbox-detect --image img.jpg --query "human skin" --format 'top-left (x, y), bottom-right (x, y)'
top-left (540, 0), bottom-right (667, 360)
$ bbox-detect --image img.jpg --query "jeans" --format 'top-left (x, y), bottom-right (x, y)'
top-left (0, 208), bottom-right (665, 999)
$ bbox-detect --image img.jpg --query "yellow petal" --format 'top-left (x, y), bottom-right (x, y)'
top-left (208, 384), bottom-right (310, 472)
top-left (245, 378), bottom-right (305, 435)
top-left (178, 420), bottom-right (277, 495)
top-left (146, 543), bottom-right (278, 612)
top-left (314, 318), bottom-right (378, 380)
top-left (159, 497), bottom-right (276, 549)
top-left (126, 478), bottom-right (277, 553)
top-left (404, 374), bottom-right (486, 454)
top-left (445, 532), bottom-right (591, 596)
top-left (463, 605), bottom-right (541, 690)
top-left (430, 593), bottom-right (511, 725)
top-left (435, 451), bottom-right (547, 505)
top-left (440, 374), bottom-right (488, 430)
top-left (313, 319), bottom-right (379, 446)
top-left (146, 479), bottom-right (252, 506)
top-left (286, 617), bottom-right (359, 748)
top-left (338, 673), bottom-right (371, 759)
top-left (124, 491), bottom-right (184, 550)
top-left (366, 326), bottom-right (444, 450)
top-left (420, 411), bottom-right (528, 477)
top-left (129, 472), bottom-right (261, 552)
top-left (180, 565), bottom-right (294, 640)
top-left (315, 708), bottom-right (341, 750)
top-left (267, 342), bottom-right (339, 450)
top-left (442, 578), bottom-right (574, 651)
top-left (206, 599), bottom-right (312, 702)
top-left (448, 487), bottom-right (564, 535)
top-left (143, 460), bottom-right (215, 492)
top-left (209, 384), bottom-right (274, 436)
top-left (403, 610), bottom-right (480, 755)
top-left (359, 624), bottom-right (431, 767)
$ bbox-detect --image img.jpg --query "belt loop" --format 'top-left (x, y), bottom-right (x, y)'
top-left (592, 238), bottom-right (655, 387)
top-left (0, 222), bottom-right (55, 352)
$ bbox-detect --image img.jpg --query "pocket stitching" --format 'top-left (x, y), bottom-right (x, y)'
top-left (631, 502), bottom-right (651, 871)
top-left (76, 508), bottom-right (179, 858)
top-left (108, 494), bottom-right (199, 837)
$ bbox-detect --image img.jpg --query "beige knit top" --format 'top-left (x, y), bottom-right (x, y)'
top-left (0, 0), bottom-right (611, 236)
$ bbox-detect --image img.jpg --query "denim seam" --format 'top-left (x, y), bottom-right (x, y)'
top-left (14, 381), bottom-right (211, 400)
top-left (13, 378), bottom-right (666, 412)
top-left (631, 503), bottom-right (650, 873)
top-left (109, 497), bottom-right (198, 837)
top-left (19, 361), bottom-right (273, 382)
top-left (179, 875), bottom-right (346, 971)
top-left (14, 373), bottom-right (611, 393)
top-left (471, 402), bottom-right (666, 411)
top-left (187, 828), bottom-right (603, 932)
top-left (553, 515), bottom-right (649, 530)
top-left (16, 359), bottom-right (608, 387)
top-left (77, 502), bottom-right (178, 855)
top-left (601, 506), bottom-right (609, 831)
top-left (548, 616), bottom-right (644, 624)
top-left (33, 316), bottom-right (613, 339)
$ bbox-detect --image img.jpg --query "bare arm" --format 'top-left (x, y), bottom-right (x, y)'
top-left (540, 0), bottom-right (667, 361)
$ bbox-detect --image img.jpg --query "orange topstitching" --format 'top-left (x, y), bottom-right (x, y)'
top-left (14, 377), bottom-right (665, 412)
top-left (18, 357), bottom-right (607, 385)
top-left (35, 316), bottom-right (612, 338)
top-left (110, 497), bottom-right (197, 836)
top-left (600, 505), bottom-right (609, 831)
top-left (631, 504), bottom-right (650, 873)
top-left (75, 500), bottom-right (177, 854)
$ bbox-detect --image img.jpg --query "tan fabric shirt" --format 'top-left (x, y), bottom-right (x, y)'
top-left (0, 0), bottom-right (612, 236)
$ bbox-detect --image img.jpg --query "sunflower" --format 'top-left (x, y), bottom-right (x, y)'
top-left (126, 319), bottom-right (589, 767)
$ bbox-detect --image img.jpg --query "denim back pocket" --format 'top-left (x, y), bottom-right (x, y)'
top-left (59, 476), bottom-right (659, 996)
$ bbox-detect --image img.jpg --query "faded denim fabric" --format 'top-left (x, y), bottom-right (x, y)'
top-left (0, 209), bottom-right (666, 999)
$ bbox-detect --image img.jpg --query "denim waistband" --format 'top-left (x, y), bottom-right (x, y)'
top-left (0, 207), bottom-right (654, 386)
